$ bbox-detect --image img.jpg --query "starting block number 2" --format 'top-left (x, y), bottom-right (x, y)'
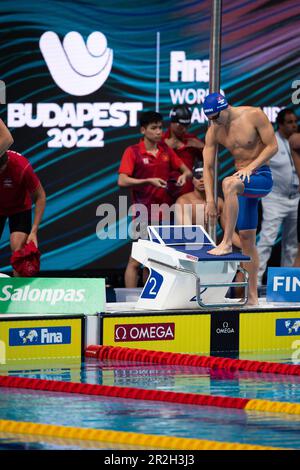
top-left (141, 269), bottom-right (163, 299)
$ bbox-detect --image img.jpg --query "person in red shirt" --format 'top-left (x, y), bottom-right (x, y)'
top-left (0, 122), bottom-right (46, 275)
top-left (0, 118), bottom-right (13, 157)
top-left (162, 105), bottom-right (204, 200)
top-left (118, 111), bottom-right (192, 287)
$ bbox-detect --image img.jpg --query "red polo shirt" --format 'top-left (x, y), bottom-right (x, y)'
top-left (0, 150), bottom-right (41, 216)
top-left (162, 129), bottom-right (203, 198)
top-left (119, 140), bottom-right (183, 220)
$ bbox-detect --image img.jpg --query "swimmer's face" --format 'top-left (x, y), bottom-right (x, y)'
top-left (207, 112), bottom-right (220, 121)
top-left (193, 176), bottom-right (205, 191)
top-left (206, 109), bottom-right (229, 125)
top-left (193, 168), bottom-right (205, 190)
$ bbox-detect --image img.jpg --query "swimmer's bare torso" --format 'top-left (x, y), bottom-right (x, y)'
top-left (208, 106), bottom-right (269, 169)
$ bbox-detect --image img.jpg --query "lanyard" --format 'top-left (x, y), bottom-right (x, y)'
top-left (278, 133), bottom-right (298, 187)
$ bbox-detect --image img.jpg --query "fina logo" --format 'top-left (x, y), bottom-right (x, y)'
top-left (19, 329), bottom-right (38, 344)
top-left (267, 268), bottom-right (300, 302)
top-left (273, 276), bottom-right (300, 291)
top-left (9, 327), bottom-right (71, 346)
top-left (285, 320), bottom-right (300, 334)
top-left (276, 318), bottom-right (300, 336)
top-left (39, 31), bottom-right (113, 96)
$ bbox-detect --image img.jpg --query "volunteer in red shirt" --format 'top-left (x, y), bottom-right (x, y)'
top-left (0, 124), bottom-right (46, 275)
top-left (118, 110), bottom-right (192, 287)
top-left (162, 105), bottom-right (204, 199)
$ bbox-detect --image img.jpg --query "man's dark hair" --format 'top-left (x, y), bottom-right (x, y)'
top-left (0, 152), bottom-right (8, 168)
top-left (139, 111), bottom-right (163, 128)
top-left (276, 108), bottom-right (296, 126)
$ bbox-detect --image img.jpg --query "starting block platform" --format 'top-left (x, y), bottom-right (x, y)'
top-left (131, 225), bottom-right (250, 310)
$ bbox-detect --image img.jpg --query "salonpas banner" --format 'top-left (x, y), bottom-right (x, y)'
top-left (0, 278), bottom-right (105, 315)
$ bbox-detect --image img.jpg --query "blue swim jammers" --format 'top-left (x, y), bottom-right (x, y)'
top-left (237, 165), bottom-right (273, 231)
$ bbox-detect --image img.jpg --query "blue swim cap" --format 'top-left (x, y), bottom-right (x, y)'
top-left (203, 92), bottom-right (228, 116)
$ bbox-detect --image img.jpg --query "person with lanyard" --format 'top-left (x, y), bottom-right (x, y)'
top-left (162, 105), bottom-right (204, 200)
top-left (289, 131), bottom-right (300, 267)
top-left (257, 108), bottom-right (299, 286)
top-left (118, 111), bottom-right (192, 288)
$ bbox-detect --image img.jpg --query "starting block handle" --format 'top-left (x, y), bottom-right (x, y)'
top-left (196, 266), bottom-right (249, 308)
top-left (147, 259), bottom-right (249, 309)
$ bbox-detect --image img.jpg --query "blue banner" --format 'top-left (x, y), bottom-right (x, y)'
top-left (276, 318), bottom-right (300, 336)
top-left (266, 267), bottom-right (300, 302)
top-left (9, 326), bottom-right (71, 346)
top-left (0, 1), bottom-right (299, 271)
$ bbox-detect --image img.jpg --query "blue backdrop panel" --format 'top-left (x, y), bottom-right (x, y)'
top-left (0, 0), bottom-right (299, 271)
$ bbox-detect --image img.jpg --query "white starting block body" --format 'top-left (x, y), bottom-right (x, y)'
top-left (131, 225), bottom-right (250, 310)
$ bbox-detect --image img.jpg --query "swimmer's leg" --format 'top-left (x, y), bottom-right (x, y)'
top-left (208, 175), bottom-right (244, 255)
top-left (239, 229), bottom-right (259, 306)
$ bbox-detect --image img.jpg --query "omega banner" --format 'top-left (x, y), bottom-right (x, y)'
top-left (0, 1), bottom-right (298, 272)
top-left (0, 278), bottom-right (105, 315)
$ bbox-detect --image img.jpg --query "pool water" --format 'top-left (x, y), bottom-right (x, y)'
top-left (0, 351), bottom-right (300, 450)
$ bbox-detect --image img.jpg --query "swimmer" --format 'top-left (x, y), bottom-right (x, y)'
top-left (202, 93), bottom-right (278, 305)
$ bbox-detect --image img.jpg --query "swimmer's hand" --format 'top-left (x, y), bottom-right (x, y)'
top-left (205, 201), bottom-right (218, 225)
top-left (233, 167), bottom-right (252, 183)
top-left (147, 178), bottom-right (168, 188)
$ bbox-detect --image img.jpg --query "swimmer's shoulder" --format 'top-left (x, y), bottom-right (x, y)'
top-left (240, 105), bottom-right (263, 117)
top-left (241, 106), bottom-right (271, 127)
top-left (176, 192), bottom-right (194, 205)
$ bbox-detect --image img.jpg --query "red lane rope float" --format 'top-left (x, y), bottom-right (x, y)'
top-left (0, 375), bottom-right (248, 409)
top-left (1, 375), bottom-right (300, 415)
top-left (85, 345), bottom-right (300, 376)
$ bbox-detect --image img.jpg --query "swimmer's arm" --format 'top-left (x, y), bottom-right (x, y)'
top-left (289, 134), bottom-right (300, 181)
top-left (247, 109), bottom-right (278, 171)
top-left (203, 127), bottom-right (217, 203)
top-left (0, 119), bottom-right (13, 157)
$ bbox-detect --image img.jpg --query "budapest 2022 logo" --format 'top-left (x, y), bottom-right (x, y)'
top-left (39, 31), bottom-right (113, 96)
top-left (7, 31), bottom-right (143, 148)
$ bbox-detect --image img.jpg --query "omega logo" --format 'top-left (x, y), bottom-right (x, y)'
top-left (216, 321), bottom-right (235, 334)
top-left (114, 323), bottom-right (175, 342)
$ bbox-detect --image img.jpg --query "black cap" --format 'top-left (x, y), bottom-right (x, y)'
top-left (192, 161), bottom-right (204, 179)
top-left (169, 105), bottom-right (192, 125)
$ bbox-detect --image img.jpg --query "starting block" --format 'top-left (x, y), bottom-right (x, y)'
top-left (131, 225), bottom-right (250, 310)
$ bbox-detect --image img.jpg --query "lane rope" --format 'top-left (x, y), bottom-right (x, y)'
top-left (0, 419), bottom-right (283, 450)
top-left (1, 375), bottom-right (300, 415)
top-left (85, 345), bottom-right (300, 376)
